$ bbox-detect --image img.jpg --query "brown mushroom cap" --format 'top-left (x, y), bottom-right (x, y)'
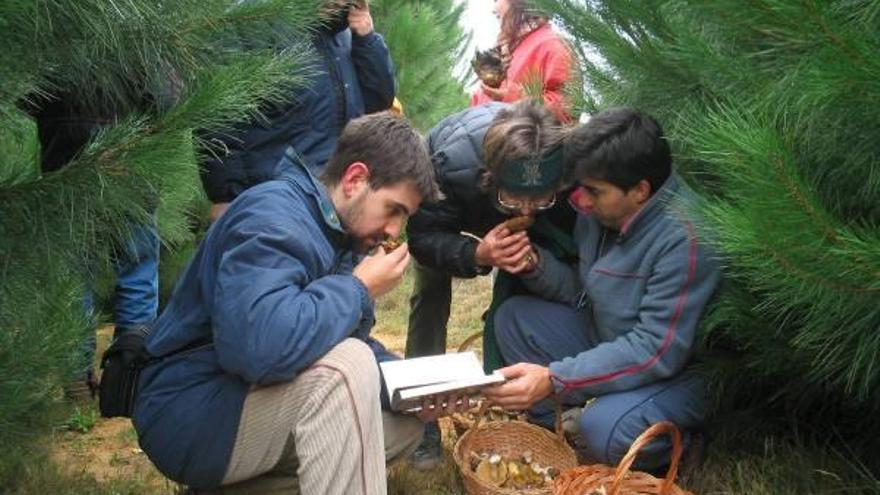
top-left (381, 238), bottom-right (402, 253)
top-left (504, 215), bottom-right (535, 233)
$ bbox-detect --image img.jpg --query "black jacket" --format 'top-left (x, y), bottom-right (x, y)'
top-left (198, 22), bottom-right (396, 203)
top-left (407, 103), bottom-right (575, 278)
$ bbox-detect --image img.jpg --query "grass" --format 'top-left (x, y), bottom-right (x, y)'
top-left (688, 425), bottom-right (880, 494)
top-left (371, 272), bottom-right (492, 356)
top-left (22, 270), bottom-right (880, 493)
top-left (61, 406), bottom-right (100, 434)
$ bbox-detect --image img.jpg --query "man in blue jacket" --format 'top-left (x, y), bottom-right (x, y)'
top-left (133, 112), bottom-right (443, 493)
top-left (483, 108), bottom-right (721, 471)
top-left (200, 0), bottom-right (396, 221)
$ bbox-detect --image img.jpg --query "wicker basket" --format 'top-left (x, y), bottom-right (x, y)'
top-left (454, 406), bottom-right (578, 495)
top-left (457, 329), bottom-right (483, 353)
top-left (553, 422), bottom-right (693, 495)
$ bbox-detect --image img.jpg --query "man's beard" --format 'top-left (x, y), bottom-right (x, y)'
top-left (337, 193), bottom-right (379, 253)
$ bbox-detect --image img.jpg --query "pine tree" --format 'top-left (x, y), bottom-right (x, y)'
top-left (538, 0), bottom-right (880, 444)
top-left (371, 0), bottom-right (469, 130)
top-left (0, 0), bottom-right (321, 482)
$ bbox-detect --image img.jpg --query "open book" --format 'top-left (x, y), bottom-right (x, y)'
top-left (379, 352), bottom-right (506, 412)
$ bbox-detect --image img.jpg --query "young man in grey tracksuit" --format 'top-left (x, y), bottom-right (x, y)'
top-left (483, 108), bottom-right (721, 470)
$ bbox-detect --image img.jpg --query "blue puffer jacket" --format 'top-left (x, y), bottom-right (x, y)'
top-left (199, 23), bottom-right (396, 202)
top-left (520, 174), bottom-right (721, 401)
top-left (133, 153), bottom-right (385, 488)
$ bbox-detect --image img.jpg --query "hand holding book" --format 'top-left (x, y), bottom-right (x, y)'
top-left (412, 393), bottom-right (473, 423)
top-left (480, 362), bottom-right (554, 411)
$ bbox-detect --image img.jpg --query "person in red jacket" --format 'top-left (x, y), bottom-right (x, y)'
top-left (470, 0), bottom-right (573, 122)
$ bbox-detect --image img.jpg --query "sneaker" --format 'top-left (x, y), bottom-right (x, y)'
top-left (560, 406), bottom-right (583, 435)
top-left (408, 421), bottom-right (443, 471)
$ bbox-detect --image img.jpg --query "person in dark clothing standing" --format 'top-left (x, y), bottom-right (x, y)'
top-left (405, 101), bottom-right (575, 469)
top-left (200, 0), bottom-right (396, 221)
top-left (25, 90), bottom-right (164, 399)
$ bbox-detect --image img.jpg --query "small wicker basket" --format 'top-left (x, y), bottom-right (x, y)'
top-left (454, 405), bottom-right (578, 495)
top-left (553, 421), bottom-right (693, 495)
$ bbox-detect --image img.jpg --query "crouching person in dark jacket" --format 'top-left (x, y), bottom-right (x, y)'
top-left (483, 108), bottom-right (721, 472)
top-left (133, 113), bottom-right (448, 493)
top-left (404, 101), bottom-right (575, 469)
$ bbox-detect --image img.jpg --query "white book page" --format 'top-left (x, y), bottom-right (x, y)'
top-left (392, 370), bottom-right (506, 411)
top-left (379, 352), bottom-right (486, 398)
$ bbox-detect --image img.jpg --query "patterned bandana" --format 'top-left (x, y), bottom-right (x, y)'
top-left (496, 146), bottom-right (564, 195)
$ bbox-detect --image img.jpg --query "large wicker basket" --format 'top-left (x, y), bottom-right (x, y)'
top-left (454, 407), bottom-right (578, 495)
top-left (553, 422), bottom-right (693, 495)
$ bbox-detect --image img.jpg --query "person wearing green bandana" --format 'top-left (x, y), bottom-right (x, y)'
top-left (404, 101), bottom-right (576, 470)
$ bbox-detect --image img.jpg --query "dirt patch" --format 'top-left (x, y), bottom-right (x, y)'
top-left (51, 415), bottom-right (175, 493)
top-left (51, 325), bottom-right (178, 493)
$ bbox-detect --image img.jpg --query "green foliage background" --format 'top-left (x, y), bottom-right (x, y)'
top-left (0, 0), bottom-right (323, 484)
top-left (372, 0), bottom-right (469, 130)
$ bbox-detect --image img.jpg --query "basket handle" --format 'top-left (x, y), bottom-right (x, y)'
top-left (608, 421), bottom-right (683, 495)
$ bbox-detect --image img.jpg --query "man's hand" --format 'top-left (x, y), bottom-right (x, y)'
top-left (353, 242), bottom-right (410, 299)
top-left (474, 223), bottom-right (531, 269)
top-left (414, 394), bottom-right (471, 423)
top-left (348, 2), bottom-right (374, 36)
top-left (497, 245), bottom-right (539, 275)
top-left (482, 363), bottom-right (554, 411)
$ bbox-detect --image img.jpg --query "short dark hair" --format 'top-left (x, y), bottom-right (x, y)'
top-left (322, 112), bottom-right (442, 202)
top-left (481, 101), bottom-right (566, 194)
top-left (564, 108), bottom-right (671, 194)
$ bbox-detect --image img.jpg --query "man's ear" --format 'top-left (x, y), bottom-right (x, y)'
top-left (340, 162), bottom-right (370, 198)
top-left (633, 179), bottom-right (652, 204)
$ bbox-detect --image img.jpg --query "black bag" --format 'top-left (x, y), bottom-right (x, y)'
top-left (98, 326), bottom-right (154, 418)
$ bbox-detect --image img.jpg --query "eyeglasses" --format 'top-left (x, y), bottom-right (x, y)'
top-left (496, 190), bottom-right (557, 212)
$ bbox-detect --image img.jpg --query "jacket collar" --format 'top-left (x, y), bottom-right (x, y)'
top-left (282, 148), bottom-right (346, 236)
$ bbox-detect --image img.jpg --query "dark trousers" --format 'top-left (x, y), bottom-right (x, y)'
top-left (495, 295), bottom-right (710, 470)
top-left (405, 262), bottom-right (452, 358)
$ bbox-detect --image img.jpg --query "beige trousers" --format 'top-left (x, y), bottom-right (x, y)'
top-left (199, 338), bottom-right (422, 494)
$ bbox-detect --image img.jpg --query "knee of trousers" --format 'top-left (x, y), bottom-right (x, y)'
top-left (578, 400), bottom-right (673, 470)
top-left (314, 338), bottom-right (381, 404)
top-left (493, 296), bottom-right (532, 358)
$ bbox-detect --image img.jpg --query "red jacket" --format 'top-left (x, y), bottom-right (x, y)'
top-left (471, 24), bottom-right (573, 122)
